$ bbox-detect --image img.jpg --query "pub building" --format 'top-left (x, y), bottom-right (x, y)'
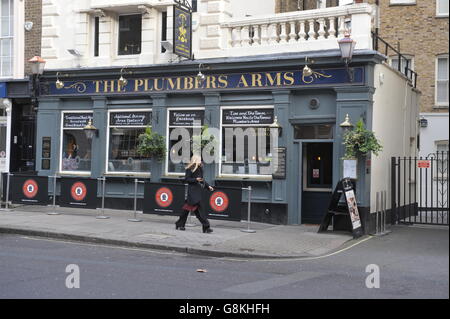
top-left (35, 49), bottom-right (419, 232)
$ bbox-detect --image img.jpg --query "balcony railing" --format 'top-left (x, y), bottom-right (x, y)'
top-left (215, 4), bottom-right (374, 57)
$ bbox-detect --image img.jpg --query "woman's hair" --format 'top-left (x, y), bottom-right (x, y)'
top-left (186, 154), bottom-right (202, 172)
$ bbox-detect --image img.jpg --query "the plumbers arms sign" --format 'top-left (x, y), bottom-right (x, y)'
top-left (44, 67), bottom-right (364, 96)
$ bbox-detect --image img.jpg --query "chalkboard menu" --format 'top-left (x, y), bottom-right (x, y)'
top-left (169, 110), bottom-right (204, 126)
top-left (222, 109), bottom-right (274, 125)
top-left (272, 147), bottom-right (286, 179)
top-left (110, 111), bottom-right (152, 127)
top-left (63, 113), bottom-right (93, 129)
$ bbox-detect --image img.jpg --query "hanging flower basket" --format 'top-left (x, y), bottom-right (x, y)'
top-left (342, 119), bottom-right (382, 159)
top-left (136, 127), bottom-right (166, 162)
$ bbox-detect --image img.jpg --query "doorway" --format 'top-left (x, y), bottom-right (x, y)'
top-left (301, 142), bottom-right (333, 224)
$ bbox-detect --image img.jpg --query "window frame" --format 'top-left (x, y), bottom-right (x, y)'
top-left (435, 54), bottom-right (449, 108)
top-left (59, 111), bottom-right (94, 176)
top-left (0, 0), bottom-right (14, 78)
top-left (389, 54), bottom-right (415, 74)
top-left (219, 105), bottom-right (275, 179)
top-left (436, 0), bottom-right (449, 17)
top-left (117, 13), bottom-right (142, 56)
top-left (389, 0), bottom-right (416, 5)
top-left (105, 108), bottom-right (152, 177)
top-left (165, 107), bottom-right (205, 177)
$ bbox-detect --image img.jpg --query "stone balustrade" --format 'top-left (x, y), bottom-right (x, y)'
top-left (198, 3), bottom-right (375, 59)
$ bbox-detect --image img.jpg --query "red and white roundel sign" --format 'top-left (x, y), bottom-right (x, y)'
top-left (155, 187), bottom-right (173, 208)
top-left (22, 179), bottom-right (38, 199)
top-left (209, 191), bottom-right (229, 212)
top-left (71, 182), bottom-right (87, 201)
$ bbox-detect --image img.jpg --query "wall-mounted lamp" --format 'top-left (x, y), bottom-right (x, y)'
top-left (83, 119), bottom-right (98, 140)
top-left (196, 63), bottom-right (207, 83)
top-left (338, 32), bottom-right (356, 82)
top-left (419, 118), bottom-right (428, 128)
top-left (118, 67), bottom-right (131, 88)
top-left (303, 56), bottom-right (314, 77)
top-left (55, 72), bottom-right (65, 89)
top-left (270, 115), bottom-right (282, 137)
top-left (339, 114), bottom-right (354, 131)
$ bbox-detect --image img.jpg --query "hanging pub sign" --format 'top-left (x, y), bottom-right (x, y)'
top-left (202, 187), bottom-right (242, 221)
top-left (63, 113), bottom-right (93, 128)
top-left (143, 182), bottom-right (186, 215)
top-left (173, 1), bottom-right (192, 59)
top-left (10, 175), bottom-right (49, 205)
top-left (222, 109), bottom-right (274, 125)
top-left (169, 110), bottom-right (204, 126)
top-left (60, 177), bottom-right (98, 209)
top-left (110, 111), bottom-right (152, 127)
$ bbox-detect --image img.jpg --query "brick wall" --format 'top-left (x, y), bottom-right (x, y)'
top-left (24, 0), bottom-right (42, 75)
top-left (372, 0), bottom-right (449, 113)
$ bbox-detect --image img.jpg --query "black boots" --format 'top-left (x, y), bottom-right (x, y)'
top-left (202, 226), bottom-right (213, 234)
top-left (175, 224), bottom-right (185, 231)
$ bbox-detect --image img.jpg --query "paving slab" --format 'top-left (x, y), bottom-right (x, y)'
top-left (0, 205), bottom-right (354, 259)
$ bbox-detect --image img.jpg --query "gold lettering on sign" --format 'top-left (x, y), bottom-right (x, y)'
top-left (93, 80), bottom-right (102, 93)
top-left (135, 79), bottom-right (144, 92)
top-left (184, 77), bottom-right (194, 90)
top-left (252, 73), bottom-right (263, 87)
top-left (265, 72), bottom-right (282, 86)
top-left (237, 75), bottom-right (249, 88)
top-left (218, 75), bottom-right (228, 88)
top-left (104, 80), bottom-right (115, 93)
top-left (206, 75), bottom-right (217, 89)
top-left (283, 72), bottom-right (295, 85)
top-left (154, 78), bottom-right (163, 91)
top-left (167, 77), bottom-right (181, 90)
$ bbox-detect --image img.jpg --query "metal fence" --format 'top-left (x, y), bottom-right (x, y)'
top-left (391, 152), bottom-right (449, 226)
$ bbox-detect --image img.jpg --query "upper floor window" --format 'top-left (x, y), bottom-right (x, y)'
top-left (436, 55), bottom-right (449, 107)
top-left (390, 0), bottom-right (416, 5)
top-left (437, 0), bottom-right (449, 16)
top-left (0, 0), bottom-right (13, 78)
top-left (118, 14), bottom-right (142, 56)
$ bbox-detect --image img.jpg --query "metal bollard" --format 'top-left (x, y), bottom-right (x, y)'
top-left (96, 177), bottom-right (110, 219)
top-left (0, 173), bottom-right (11, 211)
top-left (375, 191), bottom-right (380, 235)
top-left (128, 179), bottom-right (142, 222)
top-left (241, 186), bottom-right (256, 233)
top-left (48, 175), bottom-right (61, 215)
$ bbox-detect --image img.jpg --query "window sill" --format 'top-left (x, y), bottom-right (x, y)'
top-left (59, 171), bottom-right (91, 177)
top-left (436, 14), bottom-right (449, 18)
top-left (104, 172), bottom-right (151, 178)
top-left (216, 176), bottom-right (273, 182)
top-left (433, 104), bottom-right (449, 109)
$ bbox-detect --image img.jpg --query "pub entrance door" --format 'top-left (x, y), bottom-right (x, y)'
top-left (301, 142), bottom-right (333, 224)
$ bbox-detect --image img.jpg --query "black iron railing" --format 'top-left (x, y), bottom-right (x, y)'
top-left (372, 32), bottom-right (418, 88)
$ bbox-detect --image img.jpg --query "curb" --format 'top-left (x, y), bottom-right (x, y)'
top-left (0, 226), bottom-right (316, 260)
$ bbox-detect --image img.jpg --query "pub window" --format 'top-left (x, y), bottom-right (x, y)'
top-left (60, 112), bottom-right (93, 173)
top-left (220, 107), bottom-right (274, 176)
top-left (161, 11), bottom-right (167, 53)
top-left (167, 108), bottom-right (205, 175)
top-left (118, 14), bottom-right (142, 55)
top-left (294, 124), bottom-right (334, 139)
top-left (94, 16), bottom-right (99, 57)
top-left (107, 110), bottom-right (152, 174)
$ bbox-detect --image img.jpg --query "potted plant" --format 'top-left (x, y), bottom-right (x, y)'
top-left (342, 119), bottom-right (382, 159)
top-left (136, 126), bottom-right (166, 162)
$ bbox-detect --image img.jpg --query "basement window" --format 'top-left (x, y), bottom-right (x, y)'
top-left (118, 14), bottom-right (142, 55)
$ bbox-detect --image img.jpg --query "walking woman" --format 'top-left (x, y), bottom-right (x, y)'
top-left (175, 155), bottom-right (214, 233)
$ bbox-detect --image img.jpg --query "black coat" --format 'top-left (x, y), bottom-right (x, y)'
top-left (184, 166), bottom-right (211, 205)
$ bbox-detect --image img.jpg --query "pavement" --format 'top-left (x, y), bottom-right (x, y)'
top-left (0, 204), bottom-right (355, 259)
